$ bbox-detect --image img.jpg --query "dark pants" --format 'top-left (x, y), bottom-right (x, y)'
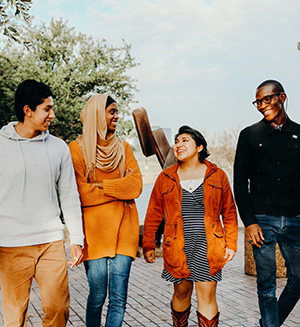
top-left (253, 214), bottom-right (300, 327)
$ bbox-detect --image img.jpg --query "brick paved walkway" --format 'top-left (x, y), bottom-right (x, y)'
top-left (1, 230), bottom-right (299, 326)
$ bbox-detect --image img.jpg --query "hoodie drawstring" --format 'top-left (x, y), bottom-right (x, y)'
top-left (43, 138), bottom-right (53, 203)
top-left (17, 140), bottom-right (26, 202)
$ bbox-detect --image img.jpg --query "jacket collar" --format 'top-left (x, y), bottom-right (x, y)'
top-left (163, 159), bottom-right (218, 180)
top-left (263, 117), bottom-right (293, 135)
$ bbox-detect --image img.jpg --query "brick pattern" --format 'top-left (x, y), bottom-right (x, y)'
top-left (0, 231), bottom-right (299, 327)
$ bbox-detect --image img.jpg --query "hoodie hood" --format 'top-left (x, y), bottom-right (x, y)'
top-left (0, 122), bottom-right (51, 202)
top-left (0, 121), bottom-right (49, 141)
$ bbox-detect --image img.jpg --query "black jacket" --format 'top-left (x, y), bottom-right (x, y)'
top-left (234, 117), bottom-right (300, 227)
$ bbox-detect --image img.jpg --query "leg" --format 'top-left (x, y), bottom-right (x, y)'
top-left (0, 245), bottom-right (36, 327)
top-left (84, 257), bottom-right (108, 327)
top-left (34, 241), bottom-right (69, 327)
top-left (195, 281), bottom-right (218, 320)
top-left (277, 216), bottom-right (300, 325)
top-left (253, 215), bottom-right (279, 327)
top-left (171, 280), bottom-right (193, 327)
top-left (105, 254), bottom-right (133, 327)
top-left (172, 280), bottom-right (193, 311)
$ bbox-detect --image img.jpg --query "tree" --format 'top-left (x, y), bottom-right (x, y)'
top-left (0, 18), bottom-right (138, 141)
top-left (207, 127), bottom-right (240, 179)
top-left (0, 0), bottom-right (32, 43)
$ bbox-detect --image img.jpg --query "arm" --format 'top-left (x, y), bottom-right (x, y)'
top-left (102, 142), bottom-right (143, 200)
top-left (69, 141), bottom-right (118, 207)
top-left (57, 144), bottom-right (84, 247)
top-left (233, 131), bottom-right (264, 247)
top-left (233, 131), bottom-right (257, 227)
top-left (143, 174), bottom-right (164, 261)
top-left (220, 172), bottom-right (238, 253)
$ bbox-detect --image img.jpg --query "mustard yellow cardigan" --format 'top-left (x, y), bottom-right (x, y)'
top-left (69, 140), bottom-right (143, 261)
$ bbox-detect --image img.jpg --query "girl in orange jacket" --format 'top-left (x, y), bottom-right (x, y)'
top-left (143, 125), bottom-right (238, 327)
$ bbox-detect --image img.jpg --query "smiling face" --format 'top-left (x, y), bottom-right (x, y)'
top-left (173, 133), bottom-right (203, 163)
top-left (105, 102), bottom-right (119, 138)
top-left (27, 96), bottom-right (55, 136)
top-left (255, 84), bottom-right (287, 124)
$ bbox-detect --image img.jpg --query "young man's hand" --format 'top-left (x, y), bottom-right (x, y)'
top-left (68, 244), bottom-right (83, 269)
top-left (246, 224), bottom-right (264, 248)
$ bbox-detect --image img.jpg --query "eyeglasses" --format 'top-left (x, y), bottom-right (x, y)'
top-left (252, 93), bottom-right (282, 108)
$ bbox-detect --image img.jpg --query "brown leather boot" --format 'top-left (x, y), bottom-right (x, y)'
top-left (197, 311), bottom-right (219, 327)
top-left (171, 302), bottom-right (191, 327)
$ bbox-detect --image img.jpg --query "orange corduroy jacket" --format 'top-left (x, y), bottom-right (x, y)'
top-left (143, 160), bottom-right (238, 278)
top-left (69, 140), bottom-right (143, 261)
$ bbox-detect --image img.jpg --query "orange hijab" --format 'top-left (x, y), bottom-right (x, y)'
top-left (77, 94), bottom-right (125, 180)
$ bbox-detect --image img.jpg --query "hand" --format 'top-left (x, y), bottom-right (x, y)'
top-left (68, 244), bottom-right (83, 269)
top-left (224, 248), bottom-right (235, 261)
top-left (245, 223), bottom-right (264, 248)
top-left (125, 168), bottom-right (133, 176)
top-left (144, 250), bottom-right (155, 263)
top-left (90, 181), bottom-right (103, 189)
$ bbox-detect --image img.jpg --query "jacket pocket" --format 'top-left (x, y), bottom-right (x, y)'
top-left (163, 227), bottom-right (180, 268)
top-left (205, 180), bottom-right (223, 213)
top-left (211, 221), bottom-right (226, 262)
top-left (287, 140), bottom-right (300, 150)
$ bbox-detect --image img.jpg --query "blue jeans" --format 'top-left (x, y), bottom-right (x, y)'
top-left (253, 215), bottom-right (300, 327)
top-left (84, 254), bottom-right (133, 327)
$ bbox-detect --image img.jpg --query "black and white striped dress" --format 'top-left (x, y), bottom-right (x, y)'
top-left (162, 179), bottom-right (222, 283)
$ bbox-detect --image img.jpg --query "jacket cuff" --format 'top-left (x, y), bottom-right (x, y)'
top-left (69, 235), bottom-right (84, 248)
top-left (143, 246), bottom-right (155, 254)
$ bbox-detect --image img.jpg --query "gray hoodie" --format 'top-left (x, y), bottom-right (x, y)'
top-left (0, 122), bottom-right (84, 247)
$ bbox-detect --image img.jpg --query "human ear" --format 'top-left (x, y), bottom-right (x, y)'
top-left (197, 145), bottom-right (203, 153)
top-left (23, 105), bottom-right (32, 117)
top-left (279, 93), bottom-right (287, 104)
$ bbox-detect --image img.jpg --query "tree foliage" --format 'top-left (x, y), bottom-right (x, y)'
top-left (0, 0), bottom-right (31, 43)
top-left (207, 127), bottom-right (240, 179)
top-left (0, 18), bottom-right (138, 141)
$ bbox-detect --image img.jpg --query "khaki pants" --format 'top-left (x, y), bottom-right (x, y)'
top-left (0, 240), bottom-right (70, 327)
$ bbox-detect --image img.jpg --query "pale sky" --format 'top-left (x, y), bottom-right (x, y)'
top-left (30, 0), bottom-right (300, 135)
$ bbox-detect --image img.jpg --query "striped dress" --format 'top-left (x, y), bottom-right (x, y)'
top-left (162, 179), bottom-right (222, 283)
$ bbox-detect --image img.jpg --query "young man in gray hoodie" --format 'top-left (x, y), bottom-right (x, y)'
top-left (0, 79), bottom-right (84, 326)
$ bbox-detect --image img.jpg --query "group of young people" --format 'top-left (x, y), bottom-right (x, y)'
top-left (0, 78), bottom-right (299, 327)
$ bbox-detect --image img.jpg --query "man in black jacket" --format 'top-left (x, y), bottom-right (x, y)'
top-left (234, 80), bottom-right (300, 327)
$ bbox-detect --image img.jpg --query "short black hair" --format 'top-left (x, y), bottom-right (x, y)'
top-left (256, 80), bottom-right (285, 93)
top-left (15, 79), bottom-right (53, 123)
top-left (175, 125), bottom-right (210, 162)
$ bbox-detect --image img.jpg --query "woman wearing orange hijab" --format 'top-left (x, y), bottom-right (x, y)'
top-left (69, 94), bottom-right (143, 327)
